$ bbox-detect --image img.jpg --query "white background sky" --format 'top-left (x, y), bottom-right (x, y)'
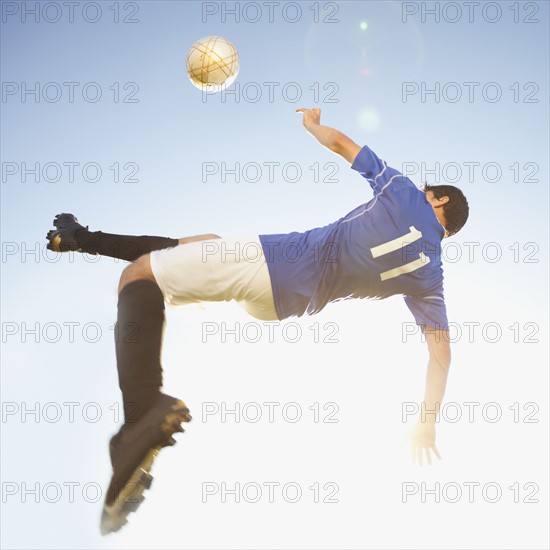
top-left (1, 1), bottom-right (549, 548)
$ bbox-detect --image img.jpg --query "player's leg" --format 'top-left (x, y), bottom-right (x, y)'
top-left (101, 254), bottom-right (190, 534)
top-left (102, 241), bottom-right (275, 533)
top-left (46, 213), bottom-right (221, 262)
top-left (178, 234), bottom-right (221, 245)
top-left (115, 255), bottom-right (166, 417)
top-left (112, 238), bottom-right (274, 433)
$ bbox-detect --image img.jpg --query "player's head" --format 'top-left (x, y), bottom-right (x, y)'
top-left (423, 184), bottom-right (469, 237)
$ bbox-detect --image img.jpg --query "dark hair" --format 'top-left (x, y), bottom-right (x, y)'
top-left (423, 183), bottom-right (469, 237)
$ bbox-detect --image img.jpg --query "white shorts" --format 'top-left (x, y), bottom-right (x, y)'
top-left (150, 237), bottom-right (278, 321)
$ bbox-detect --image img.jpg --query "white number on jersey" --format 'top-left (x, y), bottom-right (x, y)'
top-left (370, 226), bottom-right (429, 281)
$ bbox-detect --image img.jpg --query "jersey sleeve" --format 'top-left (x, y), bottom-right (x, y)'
top-left (351, 145), bottom-right (406, 194)
top-left (351, 145), bottom-right (403, 193)
top-left (403, 294), bottom-right (449, 331)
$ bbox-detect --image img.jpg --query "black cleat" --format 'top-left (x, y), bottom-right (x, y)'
top-left (46, 213), bottom-right (88, 252)
top-left (100, 394), bottom-right (192, 535)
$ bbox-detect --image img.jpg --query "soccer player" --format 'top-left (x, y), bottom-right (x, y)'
top-left (46, 108), bottom-right (469, 534)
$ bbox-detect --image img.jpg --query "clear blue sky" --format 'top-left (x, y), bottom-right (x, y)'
top-left (1, 1), bottom-right (548, 548)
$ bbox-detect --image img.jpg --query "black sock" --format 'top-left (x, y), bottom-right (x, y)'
top-left (76, 230), bottom-right (178, 261)
top-left (115, 280), bottom-right (165, 423)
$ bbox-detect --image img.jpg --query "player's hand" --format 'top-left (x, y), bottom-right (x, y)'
top-left (410, 422), bottom-right (442, 466)
top-left (296, 107), bottom-right (321, 129)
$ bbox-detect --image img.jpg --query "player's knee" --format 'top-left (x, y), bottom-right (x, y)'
top-left (118, 253), bottom-right (156, 293)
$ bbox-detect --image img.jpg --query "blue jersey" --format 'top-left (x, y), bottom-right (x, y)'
top-left (259, 145), bottom-right (449, 330)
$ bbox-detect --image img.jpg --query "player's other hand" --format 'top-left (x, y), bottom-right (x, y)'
top-left (296, 107), bottom-right (321, 129)
top-left (410, 422), bottom-right (442, 466)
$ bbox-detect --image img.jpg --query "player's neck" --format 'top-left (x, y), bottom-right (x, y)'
top-left (433, 211), bottom-right (447, 236)
top-left (433, 210), bottom-right (445, 227)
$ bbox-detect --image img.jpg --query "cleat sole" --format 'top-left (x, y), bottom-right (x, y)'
top-left (101, 446), bottom-right (160, 535)
top-left (100, 396), bottom-right (191, 535)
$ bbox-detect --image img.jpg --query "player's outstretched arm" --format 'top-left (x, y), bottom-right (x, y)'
top-left (410, 328), bottom-right (451, 466)
top-left (296, 108), bottom-right (362, 164)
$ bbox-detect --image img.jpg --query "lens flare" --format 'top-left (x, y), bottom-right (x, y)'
top-left (357, 108), bottom-right (381, 133)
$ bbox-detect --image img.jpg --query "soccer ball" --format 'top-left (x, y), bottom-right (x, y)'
top-left (186, 35), bottom-right (239, 92)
